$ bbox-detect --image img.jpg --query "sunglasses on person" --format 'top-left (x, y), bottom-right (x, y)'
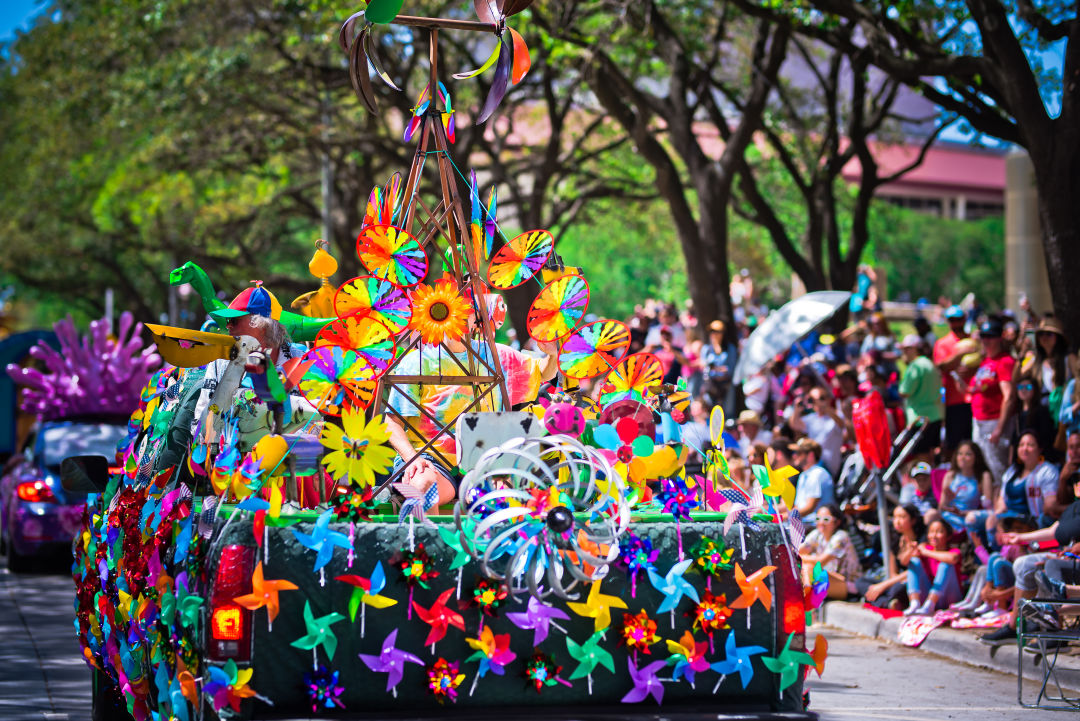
top-left (1017, 383), bottom-right (1035, 391)
top-left (816, 515), bottom-right (836, 524)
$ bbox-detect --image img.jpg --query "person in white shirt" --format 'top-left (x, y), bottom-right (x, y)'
top-left (789, 386), bottom-right (848, 477)
top-left (736, 410), bottom-right (773, 458)
top-left (790, 437), bottom-right (836, 524)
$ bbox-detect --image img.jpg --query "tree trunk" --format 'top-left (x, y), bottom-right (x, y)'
top-left (1033, 151), bottom-right (1080, 351)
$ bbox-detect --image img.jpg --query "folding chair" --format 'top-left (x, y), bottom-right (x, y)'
top-left (1017, 598), bottom-right (1080, 710)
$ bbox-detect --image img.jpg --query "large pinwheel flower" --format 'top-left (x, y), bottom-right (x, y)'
top-left (409, 278), bottom-right (471, 346)
top-left (320, 410), bottom-right (395, 487)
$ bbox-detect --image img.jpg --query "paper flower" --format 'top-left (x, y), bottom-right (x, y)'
top-left (426, 658), bottom-right (466, 703)
top-left (621, 658), bottom-right (666, 705)
top-left (566, 580), bottom-right (628, 632)
top-left (523, 652), bottom-right (568, 693)
top-left (752, 455), bottom-right (798, 510)
top-left (710, 631), bottom-right (766, 690)
top-left (321, 410), bottom-right (395, 487)
top-left (335, 560), bottom-right (397, 624)
top-left (730, 563), bottom-right (776, 613)
top-left (304, 665), bottom-right (345, 712)
top-left (656, 476), bottom-right (698, 521)
top-left (647, 559), bottom-right (700, 614)
top-left (360, 629), bottom-right (423, 694)
top-left (464, 578), bottom-right (508, 618)
top-left (665, 630), bottom-right (710, 685)
top-left (690, 536), bottom-right (734, 580)
top-left (566, 630), bottom-right (615, 680)
top-left (333, 484), bottom-right (377, 522)
top-left (465, 626), bottom-right (516, 678)
top-left (507, 596), bottom-right (570, 646)
top-left (204, 659), bottom-right (256, 713)
top-left (620, 610), bottom-right (660, 655)
top-left (232, 562), bottom-right (298, 627)
top-left (413, 588), bottom-right (465, 647)
top-left (290, 601), bottom-right (346, 660)
top-left (691, 589), bottom-right (732, 638)
top-left (761, 633), bottom-right (817, 694)
top-left (409, 278), bottom-right (471, 345)
top-left (618, 532), bottom-right (658, 597)
top-left (293, 509), bottom-right (353, 573)
top-left (397, 543), bottom-right (439, 590)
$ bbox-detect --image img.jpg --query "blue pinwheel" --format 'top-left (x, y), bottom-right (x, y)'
top-left (710, 631), bottom-right (766, 690)
top-left (293, 508), bottom-right (352, 575)
top-left (648, 559), bottom-right (700, 614)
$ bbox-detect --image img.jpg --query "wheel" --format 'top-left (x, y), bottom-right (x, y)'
top-left (6, 534), bottom-right (33, 573)
top-left (91, 668), bottom-right (135, 721)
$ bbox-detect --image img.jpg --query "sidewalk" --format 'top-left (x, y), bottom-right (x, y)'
top-left (821, 601), bottom-right (1080, 692)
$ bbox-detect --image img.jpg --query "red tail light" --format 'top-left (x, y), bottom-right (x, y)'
top-left (771, 544), bottom-right (806, 639)
top-left (208, 544), bottom-right (255, 662)
top-left (16, 481), bottom-right (57, 503)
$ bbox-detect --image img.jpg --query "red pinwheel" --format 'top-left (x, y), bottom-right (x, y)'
top-left (413, 588), bottom-right (465, 648)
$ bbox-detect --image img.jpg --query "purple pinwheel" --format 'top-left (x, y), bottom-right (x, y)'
top-left (621, 658), bottom-right (666, 705)
top-left (360, 629), bottom-right (424, 696)
top-left (506, 596), bottom-right (570, 646)
top-left (656, 477), bottom-right (698, 521)
top-left (293, 508), bottom-right (353, 578)
top-left (709, 630), bottom-right (766, 691)
top-left (618, 532), bottom-right (658, 598)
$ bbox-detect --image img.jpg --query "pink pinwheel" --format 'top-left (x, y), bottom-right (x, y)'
top-left (413, 588), bottom-right (465, 647)
top-left (621, 658), bottom-right (667, 705)
top-left (360, 629), bottom-right (423, 696)
top-left (506, 596), bottom-right (570, 646)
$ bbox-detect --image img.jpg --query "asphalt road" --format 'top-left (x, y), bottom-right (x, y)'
top-left (0, 552), bottom-right (1071, 721)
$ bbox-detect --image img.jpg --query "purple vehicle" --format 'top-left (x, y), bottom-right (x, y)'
top-left (1, 416), bottom-right (127, 571)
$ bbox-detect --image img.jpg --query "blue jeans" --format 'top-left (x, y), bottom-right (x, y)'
top-left (907, 557), bottom-right (962, 606)
top-left (987, 552), bottom-right (1016, 588)
top-left (963, 509), bottom-right (995, 549)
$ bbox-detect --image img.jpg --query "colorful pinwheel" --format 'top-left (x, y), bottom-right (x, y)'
top-left (204, 659), bottom-right (256, 713)
top-left (691, 589), bottom-right (733, 643)
top-left (753, 455), bottom-right (799, 510)
top-left (335, 560), bottom-right (397, 631)
top-left (523, 652), bottom-right (568, 693)
top-left (334, 275), bottom-right (412, 334)
top-left (558, 320), bottom-right (631, 380)
top-left (506, 596), bottom-right (570, 645)
top-left (315, 315), bottom-right (397, 375)
top-left (290, 601), bottom-right (346, 661)
top-left (807, 562), bottom-right (829, 610)
top-left (710, 631), bottom-right (766, 690)
top-left (647, 559), bottom-right (700, 615)
top-left (618, 532), bottom-right (658, 597)
top-left (455, 1), bottom-right (533, 123)
top-left (360, 172), bottom-right (402, 229)
top-left (620, 610), bottom-right (660, 656)
top-left (809, 634), bottom-right (828, 677)
top-left (464, 578), bottom-right (508, 622)
top-left (599, 353), bottom-right (663, 405)
top-left (360, 629), bottom-right (423, 696)
top-left (656, 476), bottom-right (699, 522)
top-left (299, 345), bottom-right (378, 415)
top-left (304, 665), bottom-right (345, 712)
top-left (339, 0), bottom-right (405, 114)
top-left (404, 82), bottom-right (455, 144)
top-left (665, 630), bottom-right (710, 685)
top-left (293, 509), bottom-right (353, 575)
top-left (413, 588), bottom-right (466, 647)
top-left (761, 633), bottom-right (816, 695)
top-left (527, 274), bottom-right (589, 342)
top-left (566, 580), bottom-right (628, 632)
top-left (566, 630), bottom-right (615, 689)
top-left (690, 536), bottom-right (735, 588)
top-left (730, 563), bottom-right (776, 613)
top-left (232, 562), bottom-right (298, 630)
top-left (469, 169), bottom-right (498, 262)
top-left (621, 658), bottom-right (666, 705)
top-left (356, 224), bottom-right (427, 287)
top-left (320, 410), bottom-right (396, 488)
top-left (486, 229), bottom-right (553, 289)
top-left (465, 626), bottom-right (516, 683)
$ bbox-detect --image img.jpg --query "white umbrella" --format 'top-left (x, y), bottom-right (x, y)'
top-left (733, 291), bottom-right (852, 384)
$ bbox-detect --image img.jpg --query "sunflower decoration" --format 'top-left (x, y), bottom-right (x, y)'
top-left (464, 578), bottom-right (508, 620)
top-left (690, 536), bottom-right (735, 585)
top-left (320, 408), bottom-right (396, 488)
top-left (409, 277), bottom-right (471, 346)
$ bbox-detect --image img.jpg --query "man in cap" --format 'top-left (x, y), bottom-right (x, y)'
top-left (790, 437), bottom-right (835, 524)
top-left (956, 319), bottom-right (1016, 483)
top-left (899, 334), bottom-right (943, 463)
top-left (934, 304), bottom-right (975, 454)
top-left (899, 461), bottom-right (938, 525)
top-left (736, 409), bottom-right (772, 458)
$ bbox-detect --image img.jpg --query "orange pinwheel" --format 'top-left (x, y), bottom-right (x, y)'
top-left (729, 563), bottom-right (776, 612)
top-left (233, 562), bottom-right (298, 628)
top-left (412, 588), bottom-right (465, 647)
top-left (809, 634), bottom-right (828, 677)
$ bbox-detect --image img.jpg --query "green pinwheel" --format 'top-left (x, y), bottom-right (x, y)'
top-left (176, 584), bottom-right (203, 632)
top-left (290, 601), bottom-right (346, 661)
top-left (566, 630), bottom-right (615, 682)
top-left (761, 632), bottom-right (816, 694)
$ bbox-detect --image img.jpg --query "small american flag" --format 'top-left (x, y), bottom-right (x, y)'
top-left (787, 509), bottom-right (806, 548)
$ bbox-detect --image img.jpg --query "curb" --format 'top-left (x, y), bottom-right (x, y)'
top-left (821, 601), bottom-right (1080, 692)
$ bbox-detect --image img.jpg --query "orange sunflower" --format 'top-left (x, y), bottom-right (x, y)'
top-left (409, 278), bottom-right (471, 345)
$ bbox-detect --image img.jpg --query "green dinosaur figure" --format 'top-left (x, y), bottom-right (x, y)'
top-left (169, 261), bottom-right (336, 342)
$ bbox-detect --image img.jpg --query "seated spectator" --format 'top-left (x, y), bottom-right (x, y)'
top-left (938, 440), bottom-right (994, 551)
top-left (1058, 353), bottom-right (1080, 436)
top-left (799, 503), bottom-right (861, 600)
top-left (1052, 430), bottom-right (1080, 516)
top-left (899, 462), bottom-right (938, 525)
top-left (736, 410), bottom-right (773, 458)
top-left (1013, 375), bottom-right (1057, 462)
top-left (904, 518), bottom-right (963, 615)
top-left (789, 386), bottom-right (847, 477)
top-left (996, 429), bottom-right (1060, 530)
top-left (790, 437), bottom-right (835, 524)
top-left (861, 504), bottom-right (926, 610)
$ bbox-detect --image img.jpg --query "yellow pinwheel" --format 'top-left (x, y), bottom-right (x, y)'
top-left (754, 454), bottom-right (798, 509)
top-left (567, 580), bottom-right (628, 632)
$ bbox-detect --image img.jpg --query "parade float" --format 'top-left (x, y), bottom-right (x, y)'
top-left (56, 3), bottom-right (827, 718)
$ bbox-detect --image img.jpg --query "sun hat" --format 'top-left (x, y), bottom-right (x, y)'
top-left (708, 320), bottom-right (725, 333)
top-left (736, 410), bottom-right (762, 426)
top-left (944, 305), bottom-right (965, 320)
top-left (1037, 316), bottom-right (1067, 339)
top-left (209, 282), bottom-right (283, 324)
top-left (900, 334), bottom-right (922, 349)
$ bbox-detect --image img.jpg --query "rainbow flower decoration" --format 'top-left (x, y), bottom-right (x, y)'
top-left (656, 476), bottom-right (698, 521)
top-left (523, 653), bottom-right (568, 694)
top-left (304, 665), bottom-right (345, 712)
top-left (466, 578), bottom-right (508, 618)
top-left (332, 484), bottom-right (378, 523)
top-left (320, 410), bottom-right (395, 487)
top-left (397, 543), bottom-right (439, 590)
top-left (618, 532), bottom-right (658, 597)
top-left (620, 610), bottom-right (660, 655)
top-left (426, 658), bottom-right (466, 703)
top-left (690, 536), bottom-right (735, 578)
top-left (409, 278), bottom-right (471, 346)
top-left (691, 589), bottom-right (732, 638)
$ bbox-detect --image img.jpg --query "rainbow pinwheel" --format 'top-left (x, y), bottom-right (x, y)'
top-left (413, 588), bottom-right (466, 647)
top-left (523, 652), bottom-right (568, 693)
top-left (666, 631), bottom-right (710, 685)
top-left (334, 275), bottom-right (412, 334)
top-left (807, 562), bottom-right (829, 610)
top-left (730, 563), bottom-right (776, 613)
top-left (299, 345), bottom-right (377, 415)
top-left (469, 170), bottom-right (497, 262)
top-left (527, 274), bottom-right (590, 342)
top-left (618, 532), bottom-right (658, 597)
top-left (647, 559), bottom-right (700, 614)
top-left (360, 629), bottom-right (423, 695)
top-left (427, 658), bottom-right (466, 703)
top-left (566, 630), bottom-right (615, 686)
top-left (360, 173), bottom-right (402, 229)
top-left (620, 610), bottom-right (660, 655)
top-left (204, 659), bottom-right (256, 713)
top-left (691, 589), bottom-right (733, 639)
top-left (403, 82), bottom-right (455, 143)
top-left (566, 580), bottom-right (628, 632)
top-left (320, 409), bottom-right (396, 487)
top-left (486, 229), bottom-right (553, 289)
top-left (690, 536), bottom-right (735, 584)
top-left (599, 353), bottom-right (663, 405)
top-left (761, 633), bottom-right (816, 694)
top-left (339, 0), bottom-right (405, 114)
top-left (656, 476), bottom-right (699, 522)
top-left (710, 631), bottom-right (766, 690)
top-left (753, 455), bottom-right (799, 510)
top-left (454, 0), bottom-right (533, 123)
top-left (290, 601), bottom-right (346, 660)
top-left (335, 561), bottom-right (397, 627)
top-left (315, 315), bottom-right (397, 375)
top-left (465, 626), bottom-right (516, 679)
top-left (356, 224), bottom-right (427, 287)
top-left (558, 320), bottom-right (631, 379)
top-left (233, 563), bottom-right (298, 629)
top-left (506, 596), bottom-right (570, 645)
top-left (621, 658), bottom-right (666, 705)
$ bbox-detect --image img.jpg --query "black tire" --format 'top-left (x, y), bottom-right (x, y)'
top-left (91, 668), bottom-right (135, 721)
top-left (6, 537), bottom-right (33, 573)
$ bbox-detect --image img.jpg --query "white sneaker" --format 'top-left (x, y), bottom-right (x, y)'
top-left (978, 608), bottom-right (1007, 620)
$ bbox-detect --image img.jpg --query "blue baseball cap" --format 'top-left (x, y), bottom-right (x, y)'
top-left (944, 305), bottom-right (965, 320)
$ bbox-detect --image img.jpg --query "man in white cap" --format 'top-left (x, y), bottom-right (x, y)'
top-left (899, 334), bottom-right (943, 463)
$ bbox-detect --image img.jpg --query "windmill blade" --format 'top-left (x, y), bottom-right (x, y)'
top-left (509, 27), bottom-right (531, 84)
top-left (476, 37), bottom-right (512, 124)
top-left (348, 26), bottom-right (379, 114)
top-left (364, 28), bottom-right (402, 91)
top-left (499, 0), bottom-right (536, 17)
